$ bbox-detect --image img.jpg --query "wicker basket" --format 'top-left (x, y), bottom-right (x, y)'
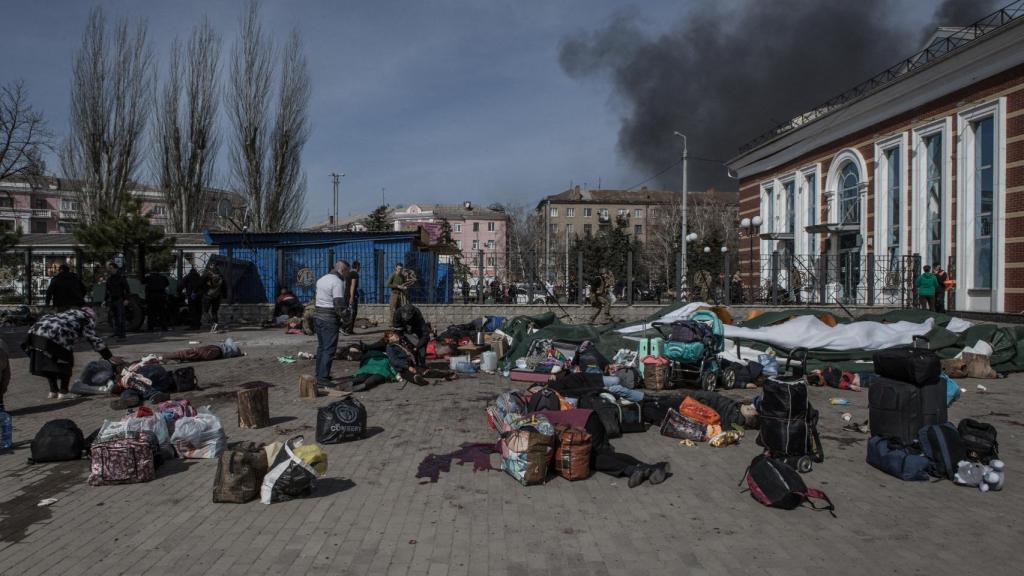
top-left (644, 363), bottom-right (670, 390)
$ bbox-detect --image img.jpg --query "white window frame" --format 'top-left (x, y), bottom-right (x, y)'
top-left (824, 147), bottom-right (870, 243)
top-left (798, 163), bottom-right (821, 255)
top-left (873, 132), bottom-right (909, 263)
top-left (472, 239), bottom-right (479, 250)
top-left (565, 207), bottom-right (575, 218)
top-left (584, 207), bottom-right (592, 217)
top-left (487, 221), bottom-right (496, 231)
top-left (912, 117), bottom-right (953, 273)
top-left (759, 180), bottom-right (775, 255)
top-left (453, 223), bottom-right (462, 233)
top-left (549, 207), bottom-right (558, 217)
top-left (957, 99), bottom-right (1006, 312)
top-left (633, 208), bottom-right (642, 218)
top-left (486, 239), bottom-right (495, 249)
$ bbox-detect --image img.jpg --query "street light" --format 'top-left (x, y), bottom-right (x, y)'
top-left (739, 216), bottom-right (762, 303)
top-left (674, 131), bottom-right (688, 301)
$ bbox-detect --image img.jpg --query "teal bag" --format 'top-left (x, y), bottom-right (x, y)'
top-left (663, 340), bottom-right (705, 362)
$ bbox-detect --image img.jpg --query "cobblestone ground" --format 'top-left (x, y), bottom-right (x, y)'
top-left (0, 324), bottom-right (1022, 576)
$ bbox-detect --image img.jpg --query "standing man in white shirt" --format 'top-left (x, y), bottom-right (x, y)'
top-left (314, 260), bottom-right (350, 387)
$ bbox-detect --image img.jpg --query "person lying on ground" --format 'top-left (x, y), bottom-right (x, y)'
top-left (385, 330), bottom-right (455, 386)
top-left (641, 390), bottom-right (759, 430)
top-left (805, 367), bottom-right (867, 391)
top-left (22, 307), bottom-right (121, 400)
top-left (160, 338), bottom-right (243, 363)
top-left (348, 350), bottom-right (398, 392)
top-left (538, 406), bottom-right (670, 488)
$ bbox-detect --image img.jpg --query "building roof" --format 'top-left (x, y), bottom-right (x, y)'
top-left (733, 1), bottom-right (1024, 161)
top-left (14, 232), bottom-right (211, 249)
top-left (538, 186), bottom-right (738, 209)
top-left (0, 174), bottom-right (236, 196)
top-left (205, 230), bottom-right (423, 247)
top-left (394, 203), bottom-right (507, 221)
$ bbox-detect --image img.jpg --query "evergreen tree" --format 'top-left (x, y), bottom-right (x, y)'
top-left (0, 229), bottom-right (20, 254)
top-left (74, 194), bottom-right (176, 275)
top-left (363, 204), bottom-right (392, 232)
top-left (438, 217), bottom-right (470, 283)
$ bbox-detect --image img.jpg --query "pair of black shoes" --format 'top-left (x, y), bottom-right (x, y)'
top-left (628, 462), bottom-right (671, 488)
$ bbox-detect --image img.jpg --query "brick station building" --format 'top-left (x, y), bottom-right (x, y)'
top-left (727, 4), bottom-right (1024, 313)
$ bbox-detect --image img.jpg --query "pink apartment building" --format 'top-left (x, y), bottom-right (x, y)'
top-left (392, 202), bottom-right (508, 279)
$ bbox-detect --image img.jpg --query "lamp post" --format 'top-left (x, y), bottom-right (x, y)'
top-left (674, 131), bottom-right (688, 301)
top-left (739, 216), bottom-right (762, 303)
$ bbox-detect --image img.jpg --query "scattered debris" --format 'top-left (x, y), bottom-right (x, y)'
top-left (37, 498), bottom-right (58, 507)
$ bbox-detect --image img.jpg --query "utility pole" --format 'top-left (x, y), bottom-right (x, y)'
top-left (674, 131), bottom-right (688, 301)
top-left (330, 172), bottom-right (342, 229)
top-left (545, 198), bottom-right (551, 283)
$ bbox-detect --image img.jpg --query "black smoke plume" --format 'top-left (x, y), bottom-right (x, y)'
top-left (559, 0), bottom-right (1002, 190)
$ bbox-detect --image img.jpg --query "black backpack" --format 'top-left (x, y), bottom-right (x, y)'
top-left (957, 418), bottom-right (999, 463)
top-left (918, 423), bottom-right (966, 480)
top-left (741, 454), bottom-right (834, 515)
top-left (29, 419), bottom-right (86, 463)
top-left (138, 365), bottom-right (174, 393)
top-left (172, 367), bottom-right (198, 392)
top-left (316, 397), bottom-right (367, 444)
top-left (526, 388), bottom-right (561, 413)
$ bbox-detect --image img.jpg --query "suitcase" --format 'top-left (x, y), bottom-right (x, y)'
top-left (553, 425), bottom-right (591, 481)
top-left (868, 377), bottom-right (923, 445)
top-left (919, 377), bottom-right (948, 427)
top-left (760, 377), bottom-right (809, 419)
top-left (872, 348), bottom-right (941, 387)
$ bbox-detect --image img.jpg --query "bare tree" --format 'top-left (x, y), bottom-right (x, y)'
top-left (154, 19), bottom-right (221, 232)
top-left (61, 8), bottom-right (153, 223)
top-left (266, 31), bottom-right (309, 231)
top-left (0, 80), bottom-right (52, 183)
top-left (502, 202), bottom-right (543, 283)
top-left (227, 2), bottom-right (309, 231)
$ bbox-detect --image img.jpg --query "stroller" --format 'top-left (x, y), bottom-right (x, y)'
top-left (756, 377), bottom-right (824, 473)
top-left (651, 309), bottom-right (726, 390)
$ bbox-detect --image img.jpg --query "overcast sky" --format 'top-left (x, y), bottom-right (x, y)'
top-left (1, 0), bottom-right (973, 224)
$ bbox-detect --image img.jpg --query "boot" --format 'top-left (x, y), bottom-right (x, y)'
top-left (627, 465), bottom-right (652, 488)
top-left (648, 462), bottom-right (671, 485)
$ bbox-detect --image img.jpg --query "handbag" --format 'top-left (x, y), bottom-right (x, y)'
top-left (659, 408), bottom-right (707, 442)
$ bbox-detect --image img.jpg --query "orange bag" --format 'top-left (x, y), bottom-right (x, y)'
top-left (678, 396), bottom-right (721, 427)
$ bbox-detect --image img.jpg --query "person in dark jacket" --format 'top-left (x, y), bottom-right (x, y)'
top-left (179, 267), bottom-right (203, 329)
top-left (384, 330), bottom-right (454, 386)
top-left (201, 263), bottom-right (225, 330)
top-left (144, 272), bottom-right (170, 331)
top-left (104, 262), bottom-right (130, 340)
top-left (346, 261), bottom-right (361, 334)
top-left (45, 265), bottom-right (86, 311)
top-left (23, 307), bottom-right (118, 399)
top-left (393, 302), bottom-right (431, 366)
top-left (641, 390), bottom-right (758, 430)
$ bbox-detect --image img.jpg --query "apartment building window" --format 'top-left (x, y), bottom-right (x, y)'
top-left (60, 198), bottom-right (81, 211)
top-left (549, 223), bottom-right (557, 235)
top-left (487, 221), bottom-right (495, 232)
top-left (31, 220), bottom-right (47, 233)
top-left (0, 197), bottom-right (13, 209)
top-left (649, 207), bottom-right (657, 219)
top-left (566, 207), bottom-right (575, 217)
top-left (617, 208), bottom-right (626, 217)
top-left (973, 116), bottom-right (995, 289)
top-left (455, 240), bottom-right (462, 249)
top-left (566, 223), bottom-right (574, 235)
top-left (634, 208), bottom-right (642, 218)
top-left (583, 207), bottom-right (592, 217)
top-left (151, 205), bottom-right (167, 216)
top-left (584, 223), bottom-right (592, 235)
top-left (486, 239), bottom-right (495, 249)
top-left (33, 197), bottom-right (48, 209)
top-left (58, 222), bottom-right (75, 233)
top-left (599, 209), bottom-right (609, 220)
top-left (473, 222), bottom-right (479, 232)
top-left (549, 207), bottom-right (558, 217)
top-left (454, 223), bottom-right (462, 233)
top-left (472, 239), bottom-right (479, 250)
top-left (634, 224), bottom-right (642, 236)
top-left (924, 134), bottom-right (943, 268)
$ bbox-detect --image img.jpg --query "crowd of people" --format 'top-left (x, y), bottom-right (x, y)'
top-left (915, 264), bottom-right (953, 313)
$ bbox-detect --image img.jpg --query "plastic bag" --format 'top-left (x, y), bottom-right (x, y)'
top-left (260, 436), bottom-right (327, 504)
top-left (170, 406), bottom-right (227, 459)
top-left (98, 414), bottom-right (171, 447)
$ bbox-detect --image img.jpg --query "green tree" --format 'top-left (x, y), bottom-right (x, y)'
top-left (74, 195), bottom-right (176, 276)
top-left (363, 204), bottom-right (392, 232)
top-left (0, 229), bottom-right (21, 254)
top-left (569, 216), bottom-right (644, 290)
top-left (437, 217), bottom-right (470, 283)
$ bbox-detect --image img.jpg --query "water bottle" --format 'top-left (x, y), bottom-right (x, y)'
top-left (0, 410), bottom-right (12, 450)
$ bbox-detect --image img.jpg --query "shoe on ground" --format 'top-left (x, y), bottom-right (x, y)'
top-left (47, 392), bottom-right (58, 399)
top-left (628, 465), bottom-right (652, 488)
top-left (58, 393), bottom-right (78, 400)
top-left (648, 462), bottom-right (671, 485)
top-left (413, 374), bottom-right (430, 386)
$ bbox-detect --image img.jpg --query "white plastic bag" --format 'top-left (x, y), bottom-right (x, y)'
top-left (97, 414), bottom-right (171, 446)
top-left (170, 406), bottom-right (226, 459)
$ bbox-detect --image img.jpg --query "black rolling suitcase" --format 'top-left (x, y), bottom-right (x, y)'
top-left (757, 378), bottom-right (823, 472)
top-left (868, 377), bottom-right (923, 445)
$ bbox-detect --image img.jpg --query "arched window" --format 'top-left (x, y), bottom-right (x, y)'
top-left (839, 162), bottom-right (860, 225)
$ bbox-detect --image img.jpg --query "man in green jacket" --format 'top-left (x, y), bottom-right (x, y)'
top-left (916, 265), bottom-right (939, 311)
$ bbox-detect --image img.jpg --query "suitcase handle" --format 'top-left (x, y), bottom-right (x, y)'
top-left (786, 347), bottom-right (809, 378)
top-left (912, 335), bottom-right (930, 350)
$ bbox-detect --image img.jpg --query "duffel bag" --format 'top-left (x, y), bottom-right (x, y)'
top-left (500, 428), bottom-right (553, 486)
top-left (553, 425), bottom-right (591, 481)
top-left (88, 436), bottom-right (155, 486)
top-left (316, 397), bottom-right (367, 444)
top-left (213, 442), bottom-right (269, 503)
top-left (866, 436), bottom-right (930, 481)
top-left (957, 418), bottom-right (999, 463)
top-left (918, 423), bottom-right (966, 480)
top-left (679, 396), bottom-right (721, 427)
top-left (741, 454), bottom-right (834, 514)
top-left (872, 347), bottom-right (941, 386)
top-left (29, 419), bottom-right (85, 464)
top-left (760, 377), bottom-right (809, 419)
top-left (660, 408), bottom-right (706, 442)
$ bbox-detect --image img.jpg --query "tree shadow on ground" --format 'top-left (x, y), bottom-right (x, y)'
top-left (8, 397), bottom-right (91, 417)
top-left (267, 415), bottom-right (296, 426)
